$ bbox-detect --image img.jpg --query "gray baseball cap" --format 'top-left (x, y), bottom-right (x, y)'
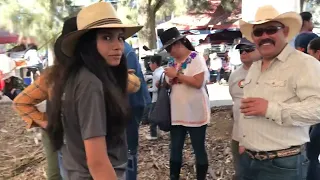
top-left (236, 38), bottom-right (255, 49)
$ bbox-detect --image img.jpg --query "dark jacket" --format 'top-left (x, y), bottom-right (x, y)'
top-left (124, 42), bottom-right (151, 108)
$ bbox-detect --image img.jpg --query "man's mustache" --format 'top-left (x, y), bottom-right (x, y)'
top-left (259, 39), bottom-right (275, 46)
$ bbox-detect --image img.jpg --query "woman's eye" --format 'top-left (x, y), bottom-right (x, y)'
top-left (119, 36), bottom-right (125, 41)
top-left (103, 36), bottom-right (111, 40)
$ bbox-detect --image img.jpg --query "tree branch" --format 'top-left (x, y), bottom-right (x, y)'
top-left (154, 0), bottom-right (166, 13)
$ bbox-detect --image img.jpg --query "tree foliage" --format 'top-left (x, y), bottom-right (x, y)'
top-left (0, 0), bottom-right (77, 48)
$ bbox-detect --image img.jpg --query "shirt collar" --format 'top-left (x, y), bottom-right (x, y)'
top-left (154, 66), bottom-right (164, 72)
top-left (275, 44), bottom-right (295, 62)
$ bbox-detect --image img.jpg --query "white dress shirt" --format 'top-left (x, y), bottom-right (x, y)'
top-left (240, 44), bottom-right (320, 151)
top-left (228, 65), bottom-right (248, 141)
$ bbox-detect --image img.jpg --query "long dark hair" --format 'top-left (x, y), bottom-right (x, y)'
top-left (180, 38), bottom-right (195, 51)
top-left (47, 29), bottom-right (130, 150)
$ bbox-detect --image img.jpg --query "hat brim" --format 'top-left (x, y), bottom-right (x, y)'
top-left (240, 11), bottom-right (302, 42)
top-left (61, 24), bottom-right (143, 57)
top-left (158, 35), bottom-right (186, 52)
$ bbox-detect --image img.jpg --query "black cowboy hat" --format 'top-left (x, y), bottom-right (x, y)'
top-left (54, 17), bottom-right (77, 62)
top-left (158, 27), bottom-right (186, 52)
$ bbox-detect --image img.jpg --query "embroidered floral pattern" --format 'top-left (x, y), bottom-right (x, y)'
top-left (169, 51), bottom-right (198, 85)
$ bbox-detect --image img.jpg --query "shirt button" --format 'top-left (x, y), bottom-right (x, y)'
top-left (266, 117), bottom-right (269, 120)
top-left (243, 135), bottom-right (246, 138)
top-left (256, 82), bottom-right (259, 84)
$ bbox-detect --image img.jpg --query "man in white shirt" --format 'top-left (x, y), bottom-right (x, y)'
top-left (147, 55), bottom-right (164, 140)
top-left (228, 38), bottom-right (261, 180)
top-left (238, 5), bottom-right (320, 180)
top-left (208, 53), bottom-right (222, 83)
top-left (228, 38), bottom-right (242, 70)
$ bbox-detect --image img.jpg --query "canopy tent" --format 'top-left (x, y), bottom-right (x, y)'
top-left (157, 0), bottom-right (241, 31)
top-left (0, 30), bottom-right (19, 44)
top-left (0, 29), bottom-right (36, 45)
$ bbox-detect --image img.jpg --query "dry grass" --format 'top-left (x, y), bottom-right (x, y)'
top-left (0, 104), bottom-right (234, 180)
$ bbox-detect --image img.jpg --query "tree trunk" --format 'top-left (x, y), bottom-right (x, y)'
top-left (137, 2), bottom-right (157, 49)
top-left (145, 11), bottom-right (157, 49)
top-left (300, 0), bottom-right (305, 12)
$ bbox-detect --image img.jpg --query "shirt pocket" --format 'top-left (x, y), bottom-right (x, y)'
top-left (264, 79), bottom-right (287, 87)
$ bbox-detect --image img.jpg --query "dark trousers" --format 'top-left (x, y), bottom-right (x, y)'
top-left (4, 89), bottom-right (22, 100)
top-left (149, 103), bottom-right (157, 137)
top-left (170, 125), bottom-right (208, 180)
top-left (126, 106), bottom-right (144, 180)
top-left (307, 124), bottom-right (320, 180)
top-left (240, 150), bottom-right (309, 180)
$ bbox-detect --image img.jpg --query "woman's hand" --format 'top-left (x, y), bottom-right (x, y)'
top-left (164, 67), bottom-right (177, 78)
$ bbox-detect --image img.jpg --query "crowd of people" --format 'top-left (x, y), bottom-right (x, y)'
top-left (0, 1), bottom-right (319, 180)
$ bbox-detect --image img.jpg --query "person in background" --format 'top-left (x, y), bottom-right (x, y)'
top-left (308, 37), bottom-right (320, 60)
top-left (24, 44), bottom-right (43, 80)
top-left (296, 35), bottom-right (320, 180)
top-left (13, 16), bottom-right (78, 180)
top-left (208, 53), bottom-right (222, 83)
top-left (289, 11), bottom-right (314, 47)
top-left (229, 38), bottom-right (242, 70)
top-left (220, 52), bottom-right (232, 83)
top-left (2, 72), bottom-right (26, 100)
top-left (295, 32), bottom-right (318, 53)
top-left (228, 38), bottom-right (261, 180)
top-left (146, 55), bottom-right (164, 140)
top-left (124, 40), bottom-right (151, 180)
top-left (46, 2), bottom-right (143, 179)
top-left (159, 27), bottom-right (210, 180)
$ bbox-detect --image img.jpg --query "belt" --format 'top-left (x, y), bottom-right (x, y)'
top-left (245, 145), bottom-right (304, 161)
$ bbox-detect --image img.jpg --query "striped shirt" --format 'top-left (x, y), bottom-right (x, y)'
top-left (239, 44), bottom-right (320, 151)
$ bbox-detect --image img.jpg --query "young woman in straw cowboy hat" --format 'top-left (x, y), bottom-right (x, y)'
top-left (159, 27), bottom-right (211, 180)
top-left (45, 2), bottom-right (142, 180)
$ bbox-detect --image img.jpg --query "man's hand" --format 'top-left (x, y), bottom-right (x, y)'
top-left (239, 146), bottom-right (246, 155)
top-left (240, 97), bottom-right (268, 116)
top-left (11, 88), bottom-right (16, 94)
top-left (164, 67), bottom-right (178, 78)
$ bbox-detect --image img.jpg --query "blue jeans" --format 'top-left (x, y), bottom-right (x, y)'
top-left (4, 89), bottom-right (21, 100)
top-left (126, 106), bottom-right (144, 180)
top-left (58, 151), bottom-right (65, 180)
top-left (307, 124), bottom-right (320, 180)
top-left (240, 150), bottom-right (309, 180)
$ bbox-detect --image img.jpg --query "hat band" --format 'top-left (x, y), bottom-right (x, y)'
top-left (84, 18), bottom-right (123, 29)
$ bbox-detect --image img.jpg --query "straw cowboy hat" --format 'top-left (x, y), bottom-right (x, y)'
top-left (239, 5), bottom-right (302, 42)
top-left (60, 2), bottom-right (143, 57)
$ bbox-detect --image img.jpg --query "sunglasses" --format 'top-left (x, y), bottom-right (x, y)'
top-left (239, 47), bottom-right (255, 54)
top-left (252, 26), bottom-right (283, 37)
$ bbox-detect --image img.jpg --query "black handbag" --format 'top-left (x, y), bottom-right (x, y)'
top-left (149, 73), bottom-right (172, 132)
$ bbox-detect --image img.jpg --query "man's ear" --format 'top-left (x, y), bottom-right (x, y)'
top-left (316, 50), bottom-right (320, 61)
top-left (296, 47), bottom-right (305, 52)
top-left (283, 26), bottom-right (290, 37)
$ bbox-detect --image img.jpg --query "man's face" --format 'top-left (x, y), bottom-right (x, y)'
top-left (238, 45), bottom-right (261, 63)
top-left (149, 62), bottom-right (157, 71)
top-left (251, 21), bottom-right (289, 60)
top-left (306, 18), bottom-right (314, 31)
top-left (307, 46), bottom-right (320, 61)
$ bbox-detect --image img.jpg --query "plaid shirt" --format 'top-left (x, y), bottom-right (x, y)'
top-left (13, 75), bottom-right (48, 129)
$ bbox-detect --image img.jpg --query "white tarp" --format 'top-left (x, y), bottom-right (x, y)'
top-left (242, 0), bottom-right (300, 22)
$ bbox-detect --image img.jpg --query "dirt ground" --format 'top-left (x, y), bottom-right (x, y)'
top-left (0, 104), bottom-right (234, 180)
